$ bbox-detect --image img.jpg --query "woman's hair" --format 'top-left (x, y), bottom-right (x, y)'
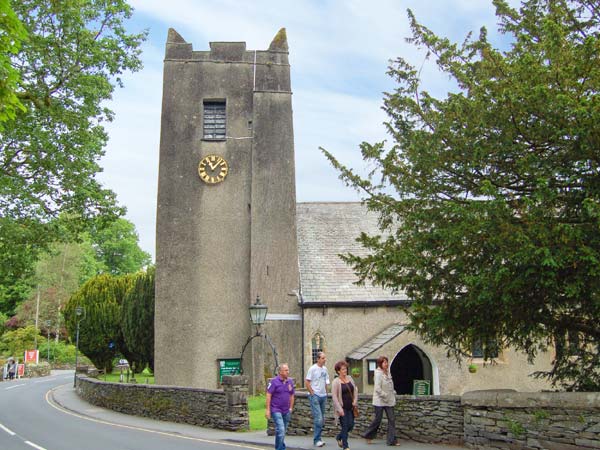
top-left (376, 355), bottom-right (389, 369)
top-left (334, 360), bottom-right (348, 374)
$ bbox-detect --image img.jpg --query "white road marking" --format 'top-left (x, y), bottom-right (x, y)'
top-left (0, 423), bottom-right (15, 435)
top-left (5, 383), bottom-right (26, 390)
top-left (25, 441), bottom-right (47, 450)
top-left (34, 379), bottom-right (57, 384)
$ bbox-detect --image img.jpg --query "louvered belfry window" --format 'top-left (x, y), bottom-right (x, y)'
top-left (203, 101), bottom-right (226, 139)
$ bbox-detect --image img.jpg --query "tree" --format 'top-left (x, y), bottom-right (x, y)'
top-left (12, 239), bottom-right (103, 338)
top-left (64, 273), bottom-right (134, 372)
top-left (91, 218), bottom-right (151, 275)
top-left (121, 266), bottom-right (154, 372)
top-left (0, 0), bottom-right (27, 126)
top-left (323, 0), bottom-right (600, 391)
top-left (0, 0), bottom-right (147, 310)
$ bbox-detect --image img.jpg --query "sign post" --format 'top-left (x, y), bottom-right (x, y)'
top-left (218, 358), bottom-right (242, 383)
top-left (412, 379), bottom-right (431, 396)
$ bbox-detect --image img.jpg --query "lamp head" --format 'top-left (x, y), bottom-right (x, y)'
top-left (249, 295), bottom-right (268, 326)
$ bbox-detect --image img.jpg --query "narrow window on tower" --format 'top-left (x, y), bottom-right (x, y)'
top-left (203, 100), bottom-right (226, 140)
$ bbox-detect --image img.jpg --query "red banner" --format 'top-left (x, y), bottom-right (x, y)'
top-left (24, 349), bottom-right (38, 364)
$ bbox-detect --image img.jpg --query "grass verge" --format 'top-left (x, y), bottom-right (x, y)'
top-left (248, 394), bottom-right (267, 431)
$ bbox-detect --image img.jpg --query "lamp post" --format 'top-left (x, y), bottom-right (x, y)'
top-left (239, 295), bottom-right (279, 383)
top-left (248, 295), bottom-right (268, 330)
top-left (45, 320), bottom-right (52, 364)
top-left (73, 306), bottom-right (84, 388)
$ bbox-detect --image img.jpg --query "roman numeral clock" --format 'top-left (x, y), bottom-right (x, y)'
top-left (198, 154), bottom-right (229, 184)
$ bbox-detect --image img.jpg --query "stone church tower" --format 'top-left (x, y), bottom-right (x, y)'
top-left (154, 28), bottom-right (302, 390)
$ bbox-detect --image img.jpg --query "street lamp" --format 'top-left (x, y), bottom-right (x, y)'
top-left (73, 306), bottom-right (85, 388)
top-left (249, 295), bottom-right (268, 329)
top-left (45, 320), bottom-right (52, 364)
top-left (239, 295), bottom-right (279, 381)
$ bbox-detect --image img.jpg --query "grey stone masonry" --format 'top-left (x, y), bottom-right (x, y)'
top-left (75, 374), bottom-right (249, 431)
top-left (462, 391), bottom-right (600, 449)
top-left (75, 377), bottom-right (600, 448)
top-left (268, 392), bottom-right (464, 446)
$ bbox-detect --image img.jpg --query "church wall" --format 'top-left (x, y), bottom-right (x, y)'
top-left (303, 306), bottom-right (554, 395)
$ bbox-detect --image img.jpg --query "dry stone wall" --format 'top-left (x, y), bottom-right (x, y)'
top-left (75, 375), bottom-right (600, 449)
top-left (269, 392), bottom-right (464, 446)
top-left (75, 374), bottom-right (248, 431)
top-left (462, 391), bottom-right (600, 449)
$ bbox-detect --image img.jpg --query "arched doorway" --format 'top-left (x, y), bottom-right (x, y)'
top-left (390, 344), bottom-right (433, 394)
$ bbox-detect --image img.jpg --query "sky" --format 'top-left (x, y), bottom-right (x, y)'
top-left (97, 0), bottom-right (520, 259)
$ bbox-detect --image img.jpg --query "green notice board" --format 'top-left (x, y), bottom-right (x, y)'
top-left (218, 358), bottom-right (241, 383)
top-left (412, 379), bottom-right (431, 396)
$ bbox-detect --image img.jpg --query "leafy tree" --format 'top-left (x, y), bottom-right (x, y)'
top-left (12, 240), bottom-right (103, 338)
top-left (323, 0), bottom-right (600, 391)
top-left (64, 273), bottom-right (134, 372)
top-left (0, 0), bottom-right (27, 126)
top-left (0, 217), bottom-right (41, 315)
top-left (0, 311), bottom-right (8, 336)
top-left (121, 266), bottom-right (155, 372)
top-left (91, 218), bottom-right (151, 275)
top-left (0, 0), bottom-right (147, 312)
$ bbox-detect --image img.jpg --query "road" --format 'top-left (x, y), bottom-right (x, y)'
top-left (0, 372), bottom-right (266, 450)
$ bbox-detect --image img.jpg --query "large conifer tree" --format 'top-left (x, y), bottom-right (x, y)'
top-left (324, 0), bottom-right (600, 390)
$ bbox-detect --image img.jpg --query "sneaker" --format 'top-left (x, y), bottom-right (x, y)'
top-left (315, 441), bottom-right (325, 447)
top-left (337, 438), bottom-right (343, 448)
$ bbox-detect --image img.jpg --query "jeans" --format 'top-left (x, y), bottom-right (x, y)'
top-left (361, 406), bottom-right (397, 445)
top-left (336, 408), bottom-right (355, 449)
top-left (272, 411), bottom-right (291, 450)
top-left (309, 394), bottom-right (327, 444)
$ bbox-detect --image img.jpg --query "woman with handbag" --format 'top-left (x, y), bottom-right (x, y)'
top-left (361, 355), bottom-right (401, 446)
top-left (331, 360), bottom-right (358, 450)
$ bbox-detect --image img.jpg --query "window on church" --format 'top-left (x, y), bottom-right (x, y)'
top-left (471, 338), bottom-right (499, 359)
top-left (311, 333), bottom-right (324, 364)
top-left (203, 101), bottom-right (226, 139)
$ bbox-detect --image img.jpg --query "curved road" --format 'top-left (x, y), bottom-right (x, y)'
top-left (0, 372), bottom-right (266, 450)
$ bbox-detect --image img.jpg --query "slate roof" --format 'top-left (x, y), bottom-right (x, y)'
top-left (296, 202), bottom-right (408, 304)
top-left (346, 323), bottom-right (407, 360)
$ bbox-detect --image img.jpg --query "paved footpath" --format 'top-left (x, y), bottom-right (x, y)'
top-left (50, 382), bottom-right (465, 450)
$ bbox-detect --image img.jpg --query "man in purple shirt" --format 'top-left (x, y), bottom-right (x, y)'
top-left (266, 363), bottom-right (295, 450)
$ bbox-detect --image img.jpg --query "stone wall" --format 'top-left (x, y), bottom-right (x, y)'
top-left (75, 374), bottom-right (248, 431)
top-left (24, 362), bottom-right (51, 378)
top-left (269, 392), bottom-right (464, 446)
top-left (462, 391), bottom-right (600, 449)
top-left (75, 376), bottom-right (600, 448)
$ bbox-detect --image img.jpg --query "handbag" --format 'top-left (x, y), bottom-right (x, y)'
top-left (350, 378), bottom-right (359, 417)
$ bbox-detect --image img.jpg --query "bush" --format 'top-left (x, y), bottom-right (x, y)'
top-left (0, 325), bottom-right (41, 358)
top-left (38, 340), bottom-right (92, 366)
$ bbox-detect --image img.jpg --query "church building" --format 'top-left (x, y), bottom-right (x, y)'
top-left (154, 29), bottom-right (554, 395)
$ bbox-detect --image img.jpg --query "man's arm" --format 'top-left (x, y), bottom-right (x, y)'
top-left (305, 379), bottom-right (314, 395)
top-left (265, 392), bottom-right (272, 419)
top-left (289, 394), bottom-right (295, 412)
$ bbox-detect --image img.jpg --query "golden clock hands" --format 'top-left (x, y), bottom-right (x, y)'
top-left (207, 156), bottom-right (224, 171)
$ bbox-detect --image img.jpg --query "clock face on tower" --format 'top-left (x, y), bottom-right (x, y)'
top-left (198, 154), bottom-right (229, 184)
